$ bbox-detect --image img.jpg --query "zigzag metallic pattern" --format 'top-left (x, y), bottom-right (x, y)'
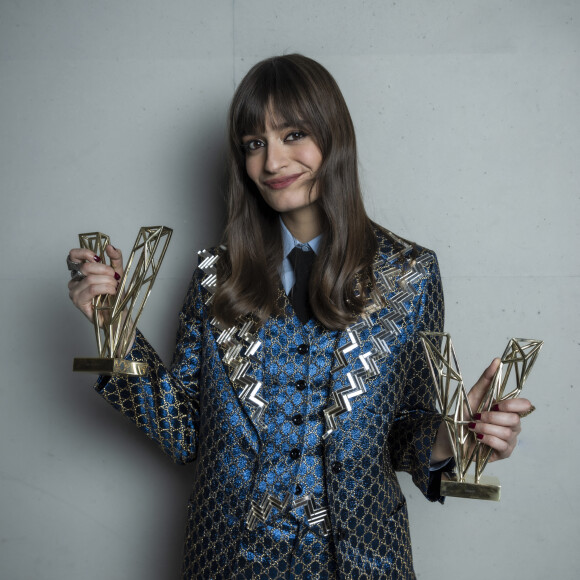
top-left (246, 493), bottom-right (291, 531)
top-left (198, 249), bottom-right (267, 425)
top-left (292, 494), bottom-right (331, 536)
top-left (323, 249), bottom-right (434, 439)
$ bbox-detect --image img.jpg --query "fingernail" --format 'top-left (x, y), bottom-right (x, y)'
top-left (476, 433), bottom-right (484, 440)
top-left (518, 404), bottom-right (536, 418)
top-left (492, 404), bottom-right (500, 412)
top-left (114, 272), bottom-right (120, 280)
top-left (468, 422), bottom-right (477, 429)
top-left (93, 255), bottom-right (101, 262)
top-left (474, 413), bottom-right (482, 420)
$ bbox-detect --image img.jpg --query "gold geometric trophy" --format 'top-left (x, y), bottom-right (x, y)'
top-left (73, 226), bottom-right (172, 376)
top-left (420, 333), bottom-right (543, 501)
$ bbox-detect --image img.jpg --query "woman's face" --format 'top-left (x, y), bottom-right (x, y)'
top-left (242, 114), bottom-right (323, 224)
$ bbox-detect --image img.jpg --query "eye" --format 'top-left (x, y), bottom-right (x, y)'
top-left (241, 139), bottom-right (264, 153)
top-left (285, 130), bottom-right (307, 142)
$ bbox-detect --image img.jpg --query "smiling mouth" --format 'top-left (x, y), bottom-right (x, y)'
top-left (263, 173), bottom-right (304, 190)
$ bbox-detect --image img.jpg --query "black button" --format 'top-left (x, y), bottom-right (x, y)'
top-left (290, 448), bottom-right (301, 460)
top-left (331, 461), bottom-right (343, 473)
top-left (295, 379), bottom-right (307, 391)
top-left (297, 344), bottom-right (309, 355)
top-left (337, 527), bottom-right (348, 541)
top-left (292, 414), bottom-right (304, 426)
top-left (295, 484), bottom-right (303, 495)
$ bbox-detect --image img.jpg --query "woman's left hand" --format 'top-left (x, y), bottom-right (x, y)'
top-left (465, 358), bottom-right (534, 462)
top-left (431, 358), bottom-right (535, 464)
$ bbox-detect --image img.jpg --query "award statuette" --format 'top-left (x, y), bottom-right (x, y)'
top-left (73, 226), bottom-right (172, 376)
top-left (420, 333), bottom-right (543, 501)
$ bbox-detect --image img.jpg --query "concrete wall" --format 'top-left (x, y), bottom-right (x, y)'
top-left (1, 1), bottom-right (578, 578)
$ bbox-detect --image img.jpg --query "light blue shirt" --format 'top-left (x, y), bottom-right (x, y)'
top-left (279, 218), bottom-right (322, 295)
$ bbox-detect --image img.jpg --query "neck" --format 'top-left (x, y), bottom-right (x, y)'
top-left (281, 206), bottom-right (323, 243)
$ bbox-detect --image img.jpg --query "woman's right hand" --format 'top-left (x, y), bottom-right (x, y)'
top-left (67, 245), bottom-right (124, 323)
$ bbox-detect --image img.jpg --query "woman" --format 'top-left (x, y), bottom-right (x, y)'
top-left (67, 54), bottom-right (532, 579)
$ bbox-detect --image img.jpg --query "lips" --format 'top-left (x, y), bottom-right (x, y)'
top-left (263, 173), bottom-right (304, 190)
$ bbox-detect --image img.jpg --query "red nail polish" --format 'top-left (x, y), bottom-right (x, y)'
top-left (114, 272), bottom-right (120, 280)
top-left (476, 433), bottom-right (484, 440)
top-left (492, 404), bottom-right (500, 412)
top-left (474, 413), bottom-right (482, 420)
top-left (468, 422), bottom-right (477, 429)
top-left (93, 255), bottom-right (101, 262)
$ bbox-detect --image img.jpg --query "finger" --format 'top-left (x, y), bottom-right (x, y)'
top-left (68, 271), bottom-right (119, 292)
top-left (469, 421), bottom-right (517, 442)
top-left (105, 244), bottom-right (124, 275)
top-left (69, 278), bottom-right (118, 305)
top-left (473, 409), bottom-right (522, 428)
top-left (490, 398), bottom-right (532, 414)
top-left (466, 358), bottom-right (500, 414)
top-left (67, 264), bottom-right (119, 291)
top-left (472, 432), bottom-right (514, 458)
top-left (470, 358), bottom-right (501, 397)
top-left (70, 261), bottom-right (117, 279)
top-left (68, 248), bottom-right (103, 264)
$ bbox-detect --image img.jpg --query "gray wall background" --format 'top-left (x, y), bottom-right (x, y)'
top-left (1, 1), bottom-right (578, 578)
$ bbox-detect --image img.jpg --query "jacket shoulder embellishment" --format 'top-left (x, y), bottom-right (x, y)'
top-left (197, 249), bottom-right (267, 424)
top-left (322, 246), bottom-right (434, 439)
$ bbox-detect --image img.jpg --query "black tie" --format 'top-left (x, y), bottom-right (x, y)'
top-left (288, 246), bottom-right (316, 324)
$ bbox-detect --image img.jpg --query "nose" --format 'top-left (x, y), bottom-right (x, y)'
top-left (263, 139), bottom-right (287, 174)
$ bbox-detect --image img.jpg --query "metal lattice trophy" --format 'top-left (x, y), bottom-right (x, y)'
top-left (420, 332), bottom-right (543, 501)
top-left (73, 226), bottom-right (172, 376)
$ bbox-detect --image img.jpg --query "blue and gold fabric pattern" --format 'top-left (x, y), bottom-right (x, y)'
top-left (95, 226), bottom-right (445, 579)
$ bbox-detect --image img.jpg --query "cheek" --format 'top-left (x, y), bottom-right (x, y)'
top-left (305, 146), bottom-right (323, 173)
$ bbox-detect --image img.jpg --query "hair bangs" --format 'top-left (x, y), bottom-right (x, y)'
top-left (232, 59), bottom-right (320, 141)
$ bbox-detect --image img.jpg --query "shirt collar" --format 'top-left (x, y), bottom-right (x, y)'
top-left (280, 217), bottom-right (323, 257)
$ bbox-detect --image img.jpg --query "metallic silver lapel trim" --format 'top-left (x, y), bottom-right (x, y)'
top-left (323, 249), bottom-right (434, 439)
top-left (292, 494), bottom-right (331, 536)
top-left (198, 249), bottom-right (220, 298)
top-left (198, 249), bottom-right (267, 425)
top-left (247, 492), bottom-right (291, 531)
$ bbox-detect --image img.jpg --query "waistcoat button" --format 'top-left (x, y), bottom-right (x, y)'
top-left (297, 344), bottom-right (309, 355)
top-left (331, 461), bottom-right (343, 473)
top-left (295, 379), bottom-right (307, 391)
top-left (292, 414), bottom-right (304, 426)
top-left (295, 484), bottom-right (303, 495)
top-left (290, 448), bottom-right (301, 460)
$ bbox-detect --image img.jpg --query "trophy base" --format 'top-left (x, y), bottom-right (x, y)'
top-left (441, 473), bottom-right (501, 501)
top-left (73, 357), bottom-right (148, 376)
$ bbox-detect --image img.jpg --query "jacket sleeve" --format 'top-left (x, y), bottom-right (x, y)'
top-left (386, 252), bottom-right (446, 501)
top-left (94, 267), bottom-right (207, 464)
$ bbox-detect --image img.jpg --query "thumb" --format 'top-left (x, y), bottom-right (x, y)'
top-left (467, 357), bottom-right (501, 411)
top-left (105, 244), bottom-right (124, 275)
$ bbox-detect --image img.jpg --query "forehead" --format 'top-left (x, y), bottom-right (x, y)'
top-left (244, 113), bottom-right (301, 136)
top-left (237, 96), bottom-right (309, 137)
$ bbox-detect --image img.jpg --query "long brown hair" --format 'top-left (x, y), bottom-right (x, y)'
top-left (212, 54), bottom-right (378, 330)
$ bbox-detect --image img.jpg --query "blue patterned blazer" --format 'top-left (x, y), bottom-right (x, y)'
top-left (96, 226), bottom-right (445, 579)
